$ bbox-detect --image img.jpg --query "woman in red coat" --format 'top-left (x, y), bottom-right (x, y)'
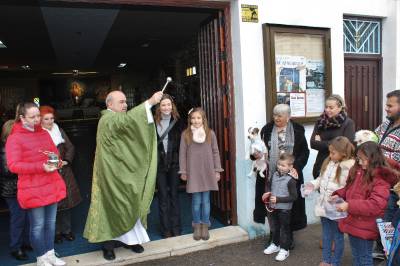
top-left (333, 141), bottom-right (399, 266)
top-left (6, 102), bottom-right (66, 266)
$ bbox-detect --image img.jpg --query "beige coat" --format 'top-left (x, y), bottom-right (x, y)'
top-left (179, 130), bottom-right (223, 193)
top-left (310, 159), bottom-right (355, 217)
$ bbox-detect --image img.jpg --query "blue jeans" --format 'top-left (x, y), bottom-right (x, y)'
top-left (348, 235), bottom-right (373, 266)
top-left (27, 203), bottom-right (57, 257)
top-left (192, 191), bottom-right (210, 225)
top-left (320, 217), bottom-right (344, 266)
top-left (5, 198), bottom-right (30, 251)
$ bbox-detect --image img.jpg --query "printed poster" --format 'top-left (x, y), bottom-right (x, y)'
top-left (289, 93), bottom-right (306, 117)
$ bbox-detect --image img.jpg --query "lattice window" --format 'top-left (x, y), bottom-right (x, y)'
top-left (343, 18), bottom-right (381, 54)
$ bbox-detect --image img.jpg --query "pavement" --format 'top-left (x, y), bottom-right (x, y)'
top-left (134, 223), bottom-right (386, 266)
top-left (22, 223), bottom-right (387, 266)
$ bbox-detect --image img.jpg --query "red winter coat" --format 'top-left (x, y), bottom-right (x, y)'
top-left (334, 167), bottom-right (398, 240)
top-left (5, 122), bottom-right (66, 209)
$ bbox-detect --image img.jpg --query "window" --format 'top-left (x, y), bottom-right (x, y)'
top-left (343, 18), bottom-right (381, 54)
top-left (263, 25), bottom-right (332, 122)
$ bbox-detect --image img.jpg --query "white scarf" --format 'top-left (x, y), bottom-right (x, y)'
top-left (44, 123), bottom-right (65, 146)
top-left (191, 125), bottom-right (206, 143)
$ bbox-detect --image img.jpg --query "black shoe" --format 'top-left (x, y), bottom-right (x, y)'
top-left (62, 232), bottom-right (75, 241)
top-left (10, 249), bottom-right (28, 261)
top-left (21, 244), bottom-right (33, 252)
top-left (130, 244), bottom-right (144, 253)
top-left (161, 231), bottom-right (172, 238)
top-left (172, 229), bottom-right (181, 237)
top-left (102, 248), bottom-right (115, 261)
top-left (54, 233), bottom-right (63, 244)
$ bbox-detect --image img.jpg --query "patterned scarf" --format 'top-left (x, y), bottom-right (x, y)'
top-left (269, 121), bottom-right (295, 179)
top-left (191, 125), bottom-right (206, 143)
top-left (316, 110), bottom-right (347, 131)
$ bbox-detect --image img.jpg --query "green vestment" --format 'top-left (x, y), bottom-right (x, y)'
top-left (83, 103), bottom-right (157, 243)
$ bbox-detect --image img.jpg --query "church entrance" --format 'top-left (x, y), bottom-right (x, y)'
top-left (0, 1), bottom-right (236, 263)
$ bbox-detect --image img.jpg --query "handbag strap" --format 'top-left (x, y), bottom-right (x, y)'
top-left (158, 119), bottom-right (177, 144)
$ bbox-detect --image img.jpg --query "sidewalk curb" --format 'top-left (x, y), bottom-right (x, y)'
top-left (23, 226), bottom-right (249, 265)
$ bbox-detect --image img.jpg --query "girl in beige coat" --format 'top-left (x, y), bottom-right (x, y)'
top-left (179, 108), bottom-right (223, 241)
top-left (305, 136), bottom-right (355, 266)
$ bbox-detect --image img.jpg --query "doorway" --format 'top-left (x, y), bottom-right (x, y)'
top-left (343, 17), bottom-right (382, 130)
top-left (0, 1), bottom-right (236, 264)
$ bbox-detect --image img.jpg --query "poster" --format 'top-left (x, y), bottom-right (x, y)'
top-left (276, 55), bottom-right (326, 118)
top-left (306, 89), bottom-right (325, 116)
top-left (289, 93), bottom-right (306, 117)
top-left (306, 59), bottom-right (325, 90)
top-left (377, 220), bottom-right (395, 256)
top-left (275, 55), bottom-right (307, 92)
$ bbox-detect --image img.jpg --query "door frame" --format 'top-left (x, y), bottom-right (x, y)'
top-left (56, 0), bottom-right (238, 225)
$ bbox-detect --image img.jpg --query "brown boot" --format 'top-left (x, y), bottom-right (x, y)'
top-left (201, 223), bottom-right (210, 240)
top-left (193, 223), bottom-right (201, 241)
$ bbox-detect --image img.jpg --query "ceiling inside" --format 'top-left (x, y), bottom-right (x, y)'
top-left (0, 1), bottom-right (215, 75)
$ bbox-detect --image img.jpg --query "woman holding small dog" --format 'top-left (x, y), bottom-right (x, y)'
top-left (311, 94), bottom-right (355, 179)
top-left (255, 104), bottom-right (309, 249)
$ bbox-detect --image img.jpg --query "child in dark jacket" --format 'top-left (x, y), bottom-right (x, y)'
top-left (262, 153), bottom-right (297, 262)
top-left (332, 141), bottom-right (399, 266)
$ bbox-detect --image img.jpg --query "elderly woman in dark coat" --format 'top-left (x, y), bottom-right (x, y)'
top-left (254, 104), bottom-right (309, 248)
top-left (40, 106), bottom-right (82, 243)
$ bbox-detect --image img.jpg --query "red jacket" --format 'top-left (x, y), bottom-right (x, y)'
top-left (334, 167), bottom-right (398, 240)
top-left (5, 122), bottom-right (66, 209)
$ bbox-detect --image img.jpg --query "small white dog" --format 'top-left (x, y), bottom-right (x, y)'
top-left (247, 127), bottom-right (268, 178)
top-left (354, 130), bottom-right (379, 146)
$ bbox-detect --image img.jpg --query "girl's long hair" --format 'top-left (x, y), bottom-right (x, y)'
top-left (320, 136), bottom-right (355, 183)
top-left (183, 107), bottom-right (211, 144)
top-left (347, 141), bottom-right (388, 186)
top-left (154, 94), bottom-right (180, 125)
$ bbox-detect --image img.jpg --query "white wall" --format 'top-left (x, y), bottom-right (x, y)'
top-left (230, 0), bottom-right (398, 238)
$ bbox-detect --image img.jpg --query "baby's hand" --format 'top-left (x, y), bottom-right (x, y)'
top-left (215, 172), bottom-right (221, 181)
top-left (180, 174), bottom-right (187, 181)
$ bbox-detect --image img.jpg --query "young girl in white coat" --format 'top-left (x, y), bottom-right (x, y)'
top-left (305, 136), bottom-right (355, 266)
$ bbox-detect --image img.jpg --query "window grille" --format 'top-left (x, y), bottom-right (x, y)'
top-left (343, 18), bottom-right (380, 54)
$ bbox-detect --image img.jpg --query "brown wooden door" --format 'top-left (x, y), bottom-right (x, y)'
top-left (198, 12), bottom-right (233, 225)
top-left (344, 57), bottom-right (382, 131)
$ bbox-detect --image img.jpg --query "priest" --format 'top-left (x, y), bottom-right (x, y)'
top-left (84, 90), bottom-right (163, 260)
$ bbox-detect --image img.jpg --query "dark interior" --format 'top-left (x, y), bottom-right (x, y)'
top-left (0, 1), bottom-right (223, 264)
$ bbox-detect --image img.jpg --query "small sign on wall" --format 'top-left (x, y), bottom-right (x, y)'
top-left (241, 4), bottom-right (258, 23)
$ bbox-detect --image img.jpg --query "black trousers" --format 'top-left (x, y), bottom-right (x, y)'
top-left (156, 166), bottom-right (181, 235)
top-left (270, 209), bottom-right (292, 251)
top-left (56, 209), bottom-right (71, 234)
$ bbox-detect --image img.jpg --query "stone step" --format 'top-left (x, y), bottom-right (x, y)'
top-left (23, 226), bottom-right (249, 266)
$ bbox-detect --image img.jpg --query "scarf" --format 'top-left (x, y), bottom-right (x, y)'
top-left (191, 125), bottom-right (206, 143)
top-left (316, 110), bottom-right (347, 131)
top-left (269, 121), bottom-right (295, 179)
top-left (44, 123), bottom-right (65, 146)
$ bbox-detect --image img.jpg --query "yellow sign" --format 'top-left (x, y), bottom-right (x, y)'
top-left (241, 4), bottom-right (258, 23)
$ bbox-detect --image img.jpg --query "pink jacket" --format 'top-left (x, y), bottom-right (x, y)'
top-left (6, 122), bottom-right (66, 209)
